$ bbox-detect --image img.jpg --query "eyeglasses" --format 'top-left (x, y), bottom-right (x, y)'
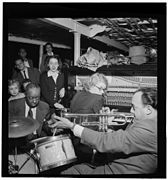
top-left (95, 85), bottom-right (107, 93)
top-left (27, 96), bottom-right (40, 101)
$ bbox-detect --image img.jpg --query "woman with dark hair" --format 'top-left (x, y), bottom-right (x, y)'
top-left (40, 42), bottom-right (55, 73)
top-left (40, 55), bottom-right (65, 112)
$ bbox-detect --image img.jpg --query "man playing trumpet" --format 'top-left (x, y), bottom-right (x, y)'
top-left (48, 87), bottom-right (157, 174)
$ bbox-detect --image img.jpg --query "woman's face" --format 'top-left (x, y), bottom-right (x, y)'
top-left (9, 83), bottom-right (19, 96)
top-left (46, 44), bottom-right (52, 53)
top-left (48, 58), bottom-right (59, 72)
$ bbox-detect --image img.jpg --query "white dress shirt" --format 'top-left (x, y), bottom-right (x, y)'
top-left (47, 70), bottom-right (59, 83)
top-left (21, 67), bottom-right (29, 79)
top-left (47, 52), bottom-right (54, 56)
top-left (73, 124), bottom-right (84, 138)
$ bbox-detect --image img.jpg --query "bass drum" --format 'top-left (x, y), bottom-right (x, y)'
top-left (8, 153), bottom-right (39, 174)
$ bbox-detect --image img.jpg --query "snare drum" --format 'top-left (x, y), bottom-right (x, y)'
top-left (8, 153), bottom-right (38, 174)
top-left (31, 135), bottom-right (77, 172)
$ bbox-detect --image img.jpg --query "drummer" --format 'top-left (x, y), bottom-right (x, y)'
top-left (8, 82), bottom-right (51, 140)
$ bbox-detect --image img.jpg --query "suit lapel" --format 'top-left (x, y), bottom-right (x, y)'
top-left (48, 75), bottom-right (56, 85)
top-left (19, 71), bottom-right (24, 82)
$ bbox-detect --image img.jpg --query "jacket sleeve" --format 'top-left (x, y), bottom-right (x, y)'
top-left (40, 54), bottom-right (47, 73)
top-left (34, 68), bottom-right (40, 84)
top-left (92, 97), bottom-right (104, 113)
top-left (8, 101), bottom-right (15, 117)
top-left (41, 103), bottom-right (53, 136)
top-left (40, 73), bottom-right (51, 105)
top-left (81, 123), bottom-right (157, 155)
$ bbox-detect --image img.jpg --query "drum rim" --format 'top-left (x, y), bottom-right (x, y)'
top-left (30, 135), bottom-right (70, 145)
top-left (40, 158), bottom-right (77, 172)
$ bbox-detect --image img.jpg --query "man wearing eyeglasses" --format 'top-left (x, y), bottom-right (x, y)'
top-left (8, 83), bottom-right (50, 140)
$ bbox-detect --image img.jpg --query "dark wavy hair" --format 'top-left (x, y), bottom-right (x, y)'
top-left (44, 42), bottom-right (53, 53)
top-left (45, 55), bottom-right (62, 71)
top-left (136, 87), bottom-right (157, 110)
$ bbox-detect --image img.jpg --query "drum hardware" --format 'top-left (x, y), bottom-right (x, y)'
top-left (8, 116), bottom-right (41, 174)
top-left (8, 116), bottom-right (40, 138)
top-left (8, 152), bottom-right (39, 174)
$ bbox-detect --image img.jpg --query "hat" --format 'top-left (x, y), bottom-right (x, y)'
top-left (128, 46), bottom-right (148, 57)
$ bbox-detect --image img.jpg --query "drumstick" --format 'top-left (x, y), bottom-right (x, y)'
top-left (52, 128), bottom-right (57, 136)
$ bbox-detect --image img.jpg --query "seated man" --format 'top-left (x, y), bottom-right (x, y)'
top-left (49, 87), bottom-right (157, 174)
top-left (12, 58), bottom-right (40, 85)
top-left (8, 83), bottom-right (51, 139)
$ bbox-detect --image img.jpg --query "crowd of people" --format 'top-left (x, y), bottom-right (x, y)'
top-left (8, 42), bottom-right (158, 175)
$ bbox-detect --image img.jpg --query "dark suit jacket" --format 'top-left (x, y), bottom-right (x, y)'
top-left (70, 90), bottom-right (104, 114)
top-left (40, 71), bottom-right (64, 108)
top-left (24, 58), bottom-right (34, 68)
top-left (12, 67), bottom-right (40, 85)
top-left (8, 98), bottom-right (50, 137)
top-left (40, 54), bottom-right (48, 73)
top-left (81, 117), bottom-right (157, 174)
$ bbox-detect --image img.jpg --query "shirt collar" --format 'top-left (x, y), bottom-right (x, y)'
top-left (47, 52), bottom-right (54, 56)
top-left (47, 70), bottom-right (59, 77)
top-left (21, 67), bottom-right (28, 72)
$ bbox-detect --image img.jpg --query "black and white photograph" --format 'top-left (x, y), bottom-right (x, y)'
top-left (2, 2), bottom-right (166, 178)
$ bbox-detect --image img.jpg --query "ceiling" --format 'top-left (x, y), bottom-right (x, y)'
top-left (73, 18), bottom-right (157, 50)
top-left (8, 18), bottom-right (157, 54)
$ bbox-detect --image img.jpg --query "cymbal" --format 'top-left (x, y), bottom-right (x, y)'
top-left (8, 116), bottom-right (40, 138)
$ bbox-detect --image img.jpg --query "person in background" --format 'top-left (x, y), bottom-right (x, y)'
top-left (49, 87), bottom-right (157, 174)
top-left (18, 48), bottom-right (34, 68)
top-left (40, 42), bottom-right (55, 73)
top-left (69, 73), bottom-right (108, 164)
top-left (40, 55), bottom-right (65, 113)
top-left (12, 59), bottom-right (40, 85)
top-left (21, 79), bottom-right (32, 92)
top-left (9, 83), bottom-right (50, 140)
top-left (8, 79), bottom-right (25, 101)
top-left (70, 73), bottom-right (108, 114)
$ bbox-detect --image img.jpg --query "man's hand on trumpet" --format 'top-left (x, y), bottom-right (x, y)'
top-left (48, 113), bottom-right (74, 130)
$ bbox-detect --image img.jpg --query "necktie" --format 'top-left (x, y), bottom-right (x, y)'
top-left (27, 107), bottom-right (37, 137)
top-left (23, 70), bottom-right (27, 79)
top-left (28, 108), bottom-right (33, 119)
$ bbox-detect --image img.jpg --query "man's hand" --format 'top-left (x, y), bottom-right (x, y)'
top-left (48, 114), bottom-right (74, 130)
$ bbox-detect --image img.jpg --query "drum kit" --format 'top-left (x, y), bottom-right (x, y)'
top-left (8, 116), bottom-right (77, 174)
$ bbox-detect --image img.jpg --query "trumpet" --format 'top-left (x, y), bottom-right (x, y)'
top-left (61, 112), bottom-right (134, 132)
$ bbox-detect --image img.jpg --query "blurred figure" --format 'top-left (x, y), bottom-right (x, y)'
top-left (8, 79), bottom-right (25, 101)
top-left (21, 79), bottom-right (32, 92)
top-left (18, 48), bottom-right (33, 68)
top-left (69, 73), bottom-right (108, 164)
top-left (70, 73), bottom-right (108, 114)
top-left (40, 42), bottom-right (55, 72)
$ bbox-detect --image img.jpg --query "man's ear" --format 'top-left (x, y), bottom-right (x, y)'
top-left (145, 105), bottom-right (152, 115)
